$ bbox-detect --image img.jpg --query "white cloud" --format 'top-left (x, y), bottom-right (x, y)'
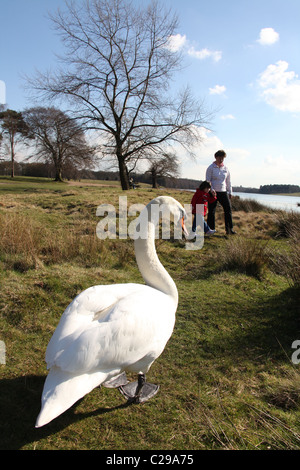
top-left (166, 34), bottom-right (187, 52)
top-left (0, 80), bottom-right (6, 104)
top-left (165, 127), bottom-right (221, 179)
top-left (221, 114), bottom-right (235, 120)
top-left (187, 46), bottom-right (222, 62)
top-left (257, 27), bottom-right (279, 45)
top-left (173, 128), bottom-right (299, 187)
top-left (261, 154), bottom-right (300, 183)
top-left (209, 85), bottom-right (226, 95)
top-left (264, 155), bottom-right (283, 167)
top-left (167, 35), bottom-right (222, 62)
top-left (178, 129), bottom-right (299, 186)
top-left (174, 128), bottom-right (251, 185)
top-left (257, 60), bottom-right (300, 112)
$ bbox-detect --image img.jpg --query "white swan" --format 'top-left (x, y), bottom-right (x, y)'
top-left (35, 196), bottom-right (187, 428)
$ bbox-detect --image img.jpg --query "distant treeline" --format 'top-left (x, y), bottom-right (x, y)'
top-left (0, 160), bottom-right (200, 189)
top-left (0, 161), bottom-right (298, 193)
top-left (229, 184), bottom-right (300, 194)
top-left (259, 184), bottom-right (300, 194)
top-left (232, 186), bottom-right (260, 193)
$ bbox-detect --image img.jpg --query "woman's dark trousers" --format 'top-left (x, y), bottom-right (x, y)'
top-left (207, 191), bottom-right (233, 233)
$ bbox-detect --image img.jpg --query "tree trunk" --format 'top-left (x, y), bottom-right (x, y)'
top-left (11, 154), bottom-right (14, 178)
top-left (118, 156), bottom-right (130, 190)
top-left (151, 169), bottom-right (158, 188)
top-left (53, 152), bottom-right (64, 182)
top-left (10, 133), bottom-right (15, 178)
top-left (54, 166), bottom-right (63, 182)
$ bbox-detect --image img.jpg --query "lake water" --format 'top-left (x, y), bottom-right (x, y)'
top-left (233, 192), bottom-right (300, 212)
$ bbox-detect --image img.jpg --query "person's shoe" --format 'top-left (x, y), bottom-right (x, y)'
top-left (226, 229), bottom-right (236, 235)
top-left (206, 229), bottom-right (216, 236)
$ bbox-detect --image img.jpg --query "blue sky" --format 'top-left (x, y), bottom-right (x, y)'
top-left (1, 0), bottom-right (300, 188)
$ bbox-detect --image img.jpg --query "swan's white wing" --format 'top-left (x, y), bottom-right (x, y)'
top-left (45, 283), bottom-right (144, 367)
top-left (48, 286), bottom-right (176, 375)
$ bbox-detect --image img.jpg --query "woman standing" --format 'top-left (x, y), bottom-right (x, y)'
top-left (205, 150), bottom-right (236, 235)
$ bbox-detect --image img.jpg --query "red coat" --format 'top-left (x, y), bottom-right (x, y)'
top-left (191, 189), bottom-right (217, 216)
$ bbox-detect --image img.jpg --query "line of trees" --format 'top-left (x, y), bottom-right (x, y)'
top-left (0, 106), bottom-right (96, 181)
top-left (0, 104), bottom-right (185, 187)
top-left (0, 159), bottom-right (201, 189)
top-left (259, 184), bottom-right (300, 194)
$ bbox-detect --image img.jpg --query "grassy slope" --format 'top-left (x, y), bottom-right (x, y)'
top-left (0, 176), bottom-right (299, 450)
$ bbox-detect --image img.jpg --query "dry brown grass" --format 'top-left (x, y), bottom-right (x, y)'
top-left (272, 211), bottom-right (300, 288)
top-left (212, 236), bottom-right (272, 279)
top-left (0, 212), bottom-right (105, 271)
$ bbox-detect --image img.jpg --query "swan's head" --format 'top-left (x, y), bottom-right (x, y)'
top-left (146, 196), bottom-right (188, 237)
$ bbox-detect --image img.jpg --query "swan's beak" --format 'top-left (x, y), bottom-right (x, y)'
top-left (181, 217), bottom-right (189, 237)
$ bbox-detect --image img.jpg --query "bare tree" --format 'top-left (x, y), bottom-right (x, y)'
top-left (0, 109), bottom-right (30, 178)
top-left (29, 0), bottom-right (209, 189)
top-left (146, 152), bottom-right (180, 188)
top-left (23, 107), bottom-right (96, 181)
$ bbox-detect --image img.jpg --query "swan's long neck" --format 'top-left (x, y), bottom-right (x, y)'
top-left (134, 209), bottom-right (178, 306)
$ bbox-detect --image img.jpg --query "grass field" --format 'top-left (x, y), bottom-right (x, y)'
top-left (0, 176), bottom-right (299, 450)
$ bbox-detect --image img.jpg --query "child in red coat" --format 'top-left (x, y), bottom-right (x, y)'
top-left (191, 181), bottom-right (217, 235)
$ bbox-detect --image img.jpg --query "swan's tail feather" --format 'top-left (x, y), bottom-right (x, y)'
top-left (35, 367), bottom-right (108, 428)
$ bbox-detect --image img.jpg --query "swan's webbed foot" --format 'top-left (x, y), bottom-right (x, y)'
top-left (102, 372), bottom-right (129, 388)
top-left (119, 373), bottom-right (159, 404)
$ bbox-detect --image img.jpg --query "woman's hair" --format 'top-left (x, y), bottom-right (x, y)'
top-left (199, 180), bottom-right (212, 190)
top-left (214, 149), bottom-right (226, 159)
